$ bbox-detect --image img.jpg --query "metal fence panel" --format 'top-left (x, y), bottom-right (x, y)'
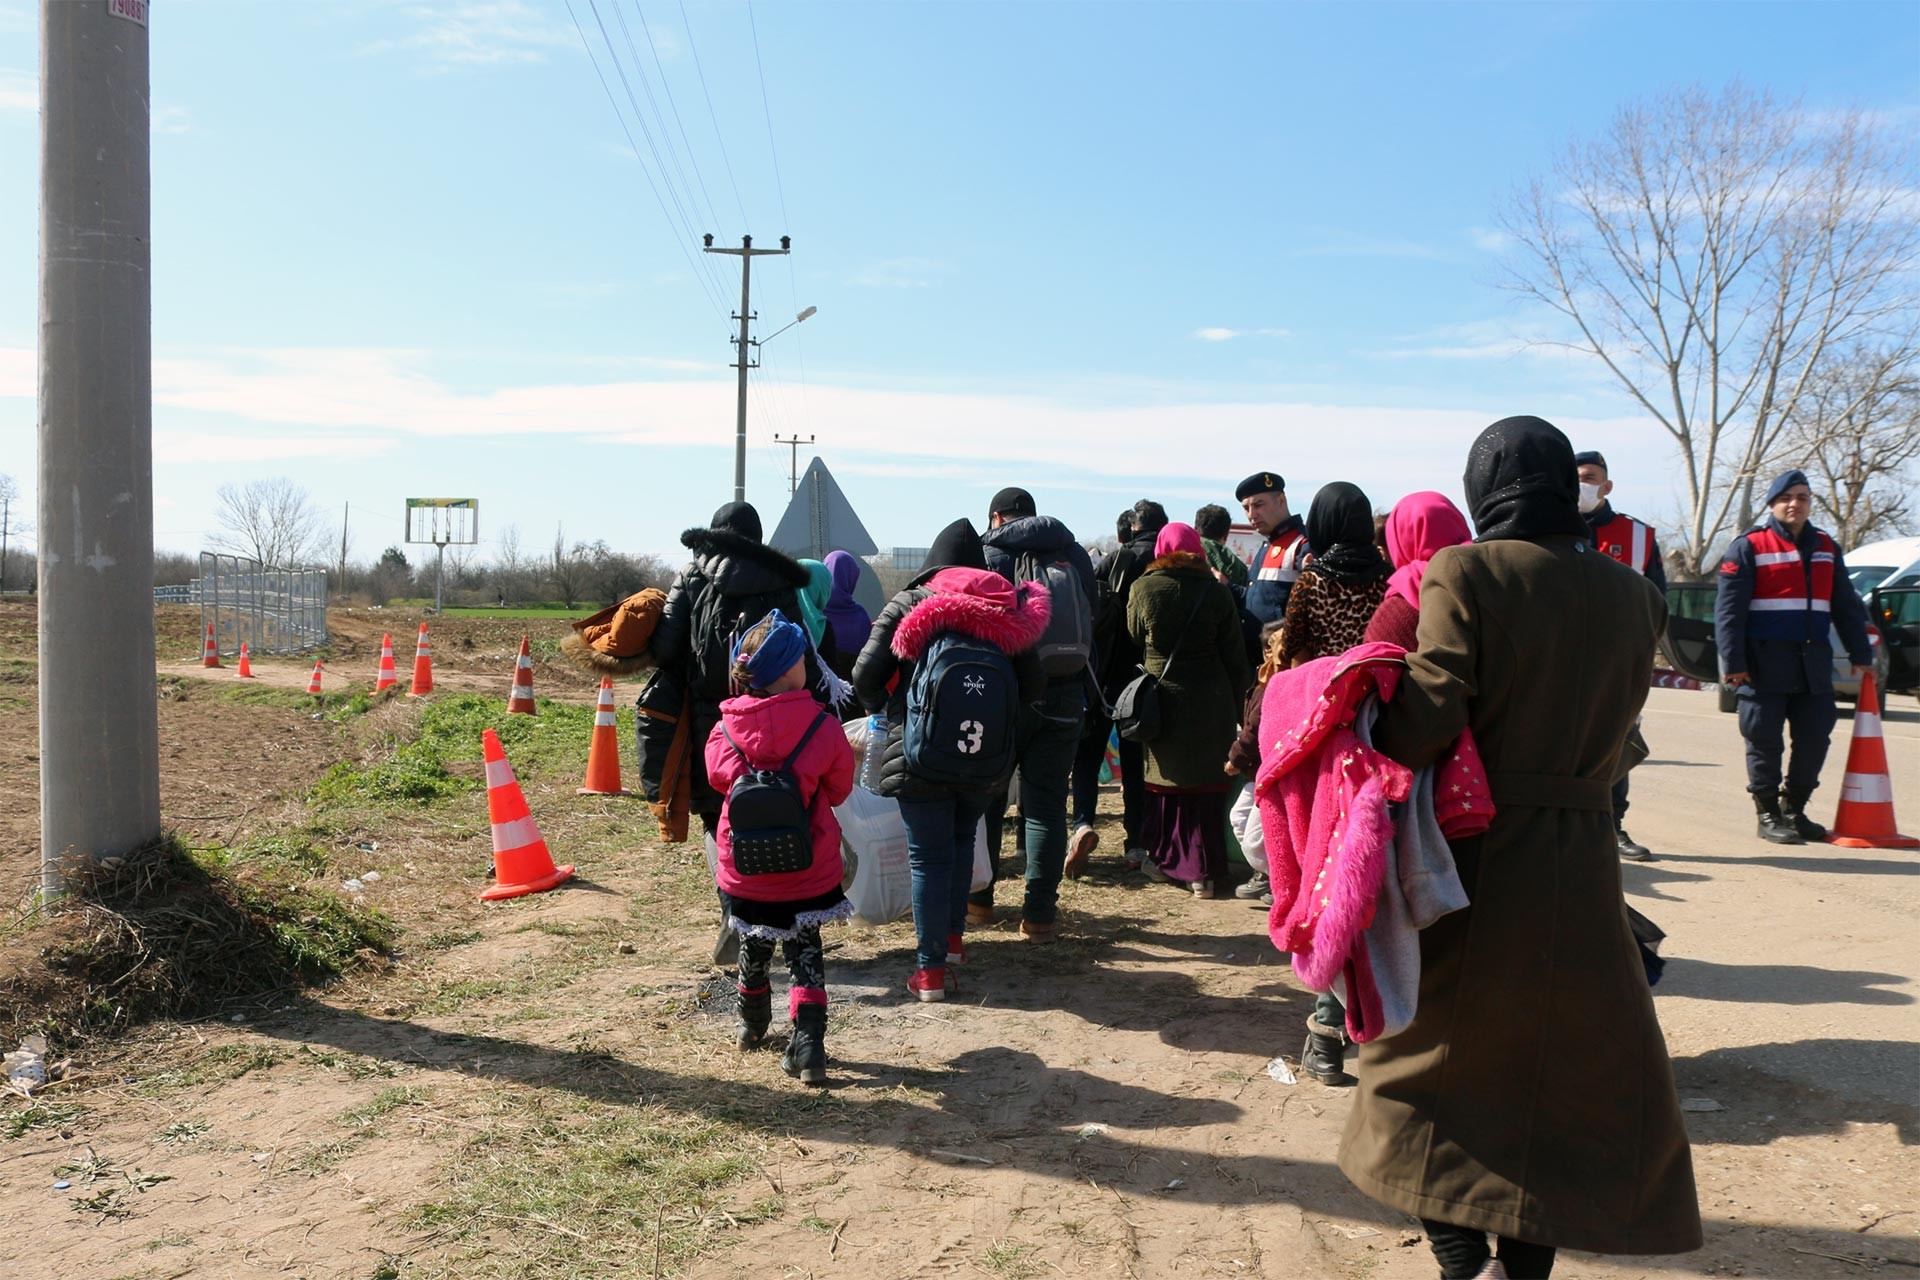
top-left (192, 552), bottom-right (328, 655)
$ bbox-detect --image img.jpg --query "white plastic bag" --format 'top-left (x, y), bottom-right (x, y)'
top-left (837, 787), bottom-right (995, 925)
top-left (839, 787), bottom-right (913, 925)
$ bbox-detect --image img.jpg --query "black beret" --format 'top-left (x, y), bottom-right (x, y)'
top-left (1234, 472), bottom-right (1285, 502)
top-left (1573, 450), bottom-right (1608, 471)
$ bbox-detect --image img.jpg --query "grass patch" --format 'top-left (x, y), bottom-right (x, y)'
top-left (155, 1120), bottom-right (210, 1146)
top-left (308, 694), bottom-right (597, 810)
top-left (416, 928), bottom-right (485, 953)
top-left (134, 1044), bottom-right (284, 1097)
top-left (408, 1097), bottom-right (766, 1279)
top-left (298, 1045), bottom-right (410, 1079)
top-left (3, 1099), bottom-right (84, 1139)
top-left (981, 1239), bottom-right (1044, 1279)
top-left (221, 684), bottom-right (323, 711)
top-left (1, 837), bottom-right (393, 1047)
top-left (299, 1085), bottom-right (428, 1173)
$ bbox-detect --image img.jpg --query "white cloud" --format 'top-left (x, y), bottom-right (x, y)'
top-left (153, 432), bottom-right (398, 465)
top-left (1291, 231), bottom-right (1450, 261)
top-left (1368, 319), bottom-right (1598, 365)
top-left (849, 257), bottom-right (946, 289)
top-left (0, 68), bottom-right (33, 113)
top-left (151, 105), bottom-right (191, 135)
top-left (0, 346), bottom-right (29, 397)
top-left (363, 1), bottom-right (571, 69)
top-left (0, 345), bottom-right (1663, 514)
top-left (1193, 327), bottom-right (1291, 342)
top-left (1469, 226), bottom-right (1511, 252)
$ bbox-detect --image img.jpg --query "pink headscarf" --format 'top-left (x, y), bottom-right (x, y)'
top-left (1154, 521), bottom-right (1204, 559)
top-left (1384, 492), bottom-right (1471, 609)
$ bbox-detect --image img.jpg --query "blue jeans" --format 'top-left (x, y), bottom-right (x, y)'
top-left (898, 790), bottom-right (990, 971)
top-left (974, 679), bottom-right (1085, 924)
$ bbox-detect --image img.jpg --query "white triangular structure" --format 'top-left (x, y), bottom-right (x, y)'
top-left (769, 457), bottom-right (885, 615)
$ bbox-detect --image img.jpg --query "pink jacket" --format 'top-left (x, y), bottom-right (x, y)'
top-left (705, 688), bottom-right (856, 902)
top-left (1256, 644), bottom-right (1413, 991)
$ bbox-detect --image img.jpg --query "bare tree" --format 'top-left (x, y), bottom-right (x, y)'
top-left (211, 477), bottom-right (328, 568)
top-left (0, 474), bottom-right (27, 594)
top-left (1777, 347), bottom-right (1920, 545)
top-left (1501, 83), bottom-right (1920, 570)
top-left (549, 525), bottom-right (589, 610)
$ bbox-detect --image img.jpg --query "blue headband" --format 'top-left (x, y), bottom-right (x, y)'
top-left (733, 609), bottom-right (808, 690)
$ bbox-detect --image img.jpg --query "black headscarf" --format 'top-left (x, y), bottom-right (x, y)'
top-left (709, 501), bottom-right (763, 542)
top-left (911, 517), bottom-right (987, 585)
top-left (1464, 416), bottom-right (1590, 543)
top-left (1303, 481), bottom-right (1390, 584)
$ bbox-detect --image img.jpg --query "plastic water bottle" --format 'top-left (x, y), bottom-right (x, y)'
top-left (859, 714), bottom-right (888, 791)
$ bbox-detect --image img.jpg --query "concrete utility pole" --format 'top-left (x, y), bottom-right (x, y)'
top-left (39, 0), bottom-right (161, 895)
top-left (774, 433), bottom-right (815, 497)
top-left (703, 234), bottom-right (790, 503)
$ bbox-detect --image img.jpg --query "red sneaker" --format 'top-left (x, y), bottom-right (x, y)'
top-left (907, 968), bottom-right (949, 1003)
top-left (946, 933), bottom-right (966, 966)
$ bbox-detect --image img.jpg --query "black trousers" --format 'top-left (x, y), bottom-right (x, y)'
top-left (1737, 688), bottom-right (1838, 794)
top-left (1070, 713), bottom-right (1144, 843)
top-left (1422, 1219), bottom-right (1556, 1278)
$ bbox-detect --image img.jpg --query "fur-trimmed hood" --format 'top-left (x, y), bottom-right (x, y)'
top-left (679, 526), bottom-right (809, 595)
top-left (891, 566), bottom-right (1051, 661)
top-left (1146, 551), bottom-right (1212, 575)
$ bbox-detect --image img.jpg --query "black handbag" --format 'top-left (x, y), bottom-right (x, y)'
top-left (1115, 586), bottom-right (1209, 744)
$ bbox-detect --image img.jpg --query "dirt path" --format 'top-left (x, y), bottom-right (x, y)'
top-left (0, 607), bottom-right (1914, 1279)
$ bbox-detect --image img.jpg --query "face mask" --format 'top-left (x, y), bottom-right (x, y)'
top-left (1578, 482), bottom-right (1602, 514)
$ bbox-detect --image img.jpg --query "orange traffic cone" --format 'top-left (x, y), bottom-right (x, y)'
top-left (236, 642), bottom-right (255, 679)
top-left (480, 728), bottom-right (574, 901)
top-left (200, 624), bottom-right (221, 668)
top-left (1827, 671), bottom-right (1918, 849)
top-left (507, 636), bottom-right (536, 714)
top-left (407, 623), bottom-right (434, 698)
top-left (373, 633), bottom-right (399, 693)
top-left (577, 676), bottom-right (626, 796)
top-left (307, 659), bottom-right (325, 695)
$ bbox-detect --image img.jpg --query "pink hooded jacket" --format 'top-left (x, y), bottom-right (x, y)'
top-left (1256, 644), bottom-right (1413, 991)
top-left (705, 687), bottom-right (856, 902)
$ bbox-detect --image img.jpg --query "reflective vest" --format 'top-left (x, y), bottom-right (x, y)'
top-left (1592, 511), bottom-right (1656, 576)
top-left (1743, 525), bottom-right (1836, 641)
top-left (1256, 524), bottom-right (1308, 584)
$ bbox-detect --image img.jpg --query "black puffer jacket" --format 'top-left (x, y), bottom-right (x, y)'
top-left (851, 580), bottom-right (1048, 800)
top-left (1093, 529), bottom-right (1161, 697)
top-left (649, 526), bottom-right (822, 812)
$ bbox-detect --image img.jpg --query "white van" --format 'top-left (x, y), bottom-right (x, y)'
top-left (1846, 536), bottom-right (1920, 592)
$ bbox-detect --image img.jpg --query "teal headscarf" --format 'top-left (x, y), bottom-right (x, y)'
top-left (795, 559), bottom-right (832, 645)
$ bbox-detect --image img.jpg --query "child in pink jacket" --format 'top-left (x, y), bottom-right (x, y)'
top-left (704, 610), bottom-right (856, 1085)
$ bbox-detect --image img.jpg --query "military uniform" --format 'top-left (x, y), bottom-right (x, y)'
top-left (1714, 511), bottom-right (1871, 840)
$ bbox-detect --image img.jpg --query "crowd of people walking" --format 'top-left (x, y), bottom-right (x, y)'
top-left (630, 411), bottom-right (1891, 1278)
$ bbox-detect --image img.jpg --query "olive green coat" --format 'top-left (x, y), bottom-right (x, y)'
top-left (1126, 555), bottom-right (1251, 789)
top-left (1348, 535), bottom-right (1702, 1256)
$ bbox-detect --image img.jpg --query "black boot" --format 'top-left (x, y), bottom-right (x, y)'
top-left (1615, 822), bottom-right (1653, 861)
top-left (1753, 789), bottom-right (1805, 845)
top-left (781, 1004), bottom-right (828, 1086)
top-left (734, 986), bottom-right (771, 1050)
top-left (1300, 1025), bottom-right (1355, 1087)
top-left (1781, 786), bottom-right (1828, 842)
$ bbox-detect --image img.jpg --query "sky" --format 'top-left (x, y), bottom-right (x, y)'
top-left (1, 0), bottom-right (1916, 568)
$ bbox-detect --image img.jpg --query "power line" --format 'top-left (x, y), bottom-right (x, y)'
top-left (584, 0), bottom-right (732, 308)
top-left (605, 0), bottom-right (730, 302)
top-left (679, 0), bottom-right (751, 231)
top-left (564, 0), bottom-right (727, 321)
top-left (744, 0), bottom-right (813, 435)
top-left (630, 0), bottom-right (723, 237)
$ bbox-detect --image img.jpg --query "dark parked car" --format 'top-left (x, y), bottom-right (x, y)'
top-left (1660, 582), bottom-right (1898, 714)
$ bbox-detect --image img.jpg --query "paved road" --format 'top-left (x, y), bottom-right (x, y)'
top-left (1623, 686), bottom-right (1918, 1114)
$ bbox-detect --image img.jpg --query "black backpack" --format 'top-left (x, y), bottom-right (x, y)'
top-left (722, 710), bottom-right (832, 876)
top-left (1015, 549), bottom-right (1093, 679)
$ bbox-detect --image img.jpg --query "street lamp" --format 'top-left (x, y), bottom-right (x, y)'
top-left (756, 306), bottom-right (818, 347)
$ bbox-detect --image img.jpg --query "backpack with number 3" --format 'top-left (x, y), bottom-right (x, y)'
top-left (903, 630), bottom-right (1019, 788)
